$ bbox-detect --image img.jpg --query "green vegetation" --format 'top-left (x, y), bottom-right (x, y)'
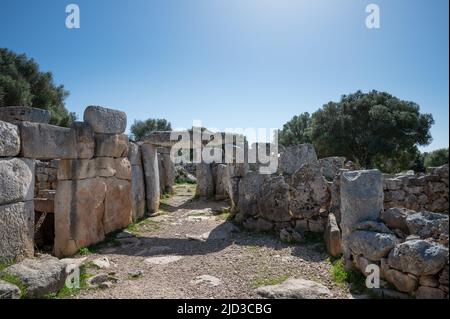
top-left (0, 48), bottom-right (76, 126)
top-left (423, 148), bottom-right (449, 168)
top-left (45, 267), bottom-right (90, 299)
top-left (130, 118), bottom-right (172, 141)
top-left (330, 257), bottom-right (366, 292)
top-left (250, 275), bottom-right (289, 289)
top-left (216, 208), bottom-right (233, 221)
top-left (277, 90), bottom-right (435, 173)
top-left (126, 218), bottom-right (160, 235)
top-left (0, 272), bottom-right (27, 298)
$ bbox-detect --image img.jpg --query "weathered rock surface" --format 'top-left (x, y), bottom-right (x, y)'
top-left (0, 201), bottom-right (34, 263)
top-left (104, 177), bottom-right (132, 234)
top-left (0, 106), bottom-right (50, 124)
top-left (0, 280), bottom-right (21, 299)
top-left (259, 176), bottom-right (291, 222)
top-left (381, 207), bottom-right (415, 233)
top-left (70, 121), bottom-right (95, 159)
top-left (195, 163), bottom-right (215, 198)
top-left (0, 157), bottom-right (34, 205)
top-left (95, 133), bottom-right (129, 158)
top-left (214, 164), bottom-right (231, 200)
top-left (406, 211), bottom-right (449, 239)
top-left (383, 268), bottom-right (418, 293)
top-left (387, 240), bottom-right (449, 276)
top-left (0, 120), bottom-right (20, 156)
top-left (83, 105), bottom-right (126, 134)
top-left (340, 170), bottom-right (383, 257)
top-left (415, 286), bottom-right (447, 299)
top-left (278, 144), bottom-right (318, 175)
top-left (324, 213), bottom-right (342, 257)
top-left (255, 278), bottom-right (331, 299)
top-left (131, 164), bottom-right (146, 222)
top-left (348, 231), bottom-right (398, 261)
top-left (54, 178), bottom-right (107, 257)
top-left (318, 156), bottom-right (346, 180)
top-left (238, 172), bottom-right (267, 216)
top-left (141, 143), bottom-right (160, 214)
top-left (1, 255), bottom-right (66, 298)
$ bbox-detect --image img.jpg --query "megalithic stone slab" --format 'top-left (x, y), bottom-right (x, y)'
top-left (131, 165), bottom-right (146, 222)
top-left (83, 105), bottom-right (127, 134)
top-left (161, 152), bottom-right (175, 193)
top-left (95, 133), bottom-right (129, 158)
top-left (278, 144), bottom-right (318, 175)
top-left (141, 144), bottom-right (160, 214)
top-left (70, 121), bottom-right (95, 159)
top-left (18, 122), bottom-right (93, 159)
top-left (195, 163), bottom-right (214, 198)
top-left (0, 201), bottom-right (34, 264)
top-left (0, 158), bottom-right (35, 205)
top-left (0, 120), bottom-right (20, 157)
top-left (104, 177), bottom-right (132, 234)
top-left (340, 169), bottom-right (383, 259)
top-left (0, 106), bottom-right (51, 124)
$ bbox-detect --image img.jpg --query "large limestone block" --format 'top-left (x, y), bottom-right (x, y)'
top-left (161, 153), bottom-right (175, 193)
top-left (0, 120), bottom-right (20, 157)
top-left (0, 106), bottom-right (50, 124)
top-left (83, 105), bottom-right (126, 134)
top-left (318, 156), bottom-right (346, 180)
top-left (131, 165), bottom-right (146, 222)
top-left (0, 158), bottom-right (34, 205)
top-left (195, 163), bottom-right (215, 198)
top-left (255, 278), bottom-right (332, 299)
top-left (259, 176), bottom-right (292, 222)
top-left (340, 170), bottom-right (383, 257)
top-left (128, 142), bottom-right (142, 166)
top-left (324, 213), bottom-right (342, 257)
top-left (238, 172), bottom-right (268, 216)
top-left (19, 122), bottom-right (93, 159)
top-left (348, 230), bottom-right (398, 261)
top-left (141, 144), bottom-right (160, 214)
top-left (104, 177), bottom-right (132, 234)
top-left (214, 164), bottom-right (231, 200)
top-left (114, 157), bottom-right (131, 180)
top-left (54, 178), bottom-right (107, 257)
top-left (57, 157), bottom-right (115, 180)
top-left (278, 144), bottom-right (318, 175)
top-left (95, 133), bottom-right (129, 158)
top-left (70, 121), bottom-right (95, 159)
top-left (0, 201), bottom-right (34, 263)
top-left (387, 240), bottom-right (449, 276)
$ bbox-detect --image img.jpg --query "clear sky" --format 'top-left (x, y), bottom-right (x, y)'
top-left (0, 0), bottom-right (448, 150)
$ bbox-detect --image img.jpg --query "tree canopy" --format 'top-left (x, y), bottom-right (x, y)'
top-left (423, 148), bottom-right (449, 168)
top-left (279, 90), bottom-right (435, 171)
top-left (0, 48), bottom-right (75, 126)
top-left (130, 118), bottom-right (172, 141)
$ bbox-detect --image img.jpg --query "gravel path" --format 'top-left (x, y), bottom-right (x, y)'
top-left (74, 184), bottom-right (351, 299)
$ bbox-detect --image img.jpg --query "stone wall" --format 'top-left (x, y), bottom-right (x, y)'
top-left (1, 106), bottom-right (160, 261)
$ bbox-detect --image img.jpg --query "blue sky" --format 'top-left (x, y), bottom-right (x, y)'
top-left (0, 0), bottom-right (448, 150)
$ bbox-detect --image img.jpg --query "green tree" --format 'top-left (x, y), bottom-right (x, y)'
top-left (0, 48), bottom-right (75, 126)
top-left (423, 148), bottom-right (449, 168)
top-left (277, 112), bottom-right (312, 147)
top-left (130, 118), bottom-right (172, 141)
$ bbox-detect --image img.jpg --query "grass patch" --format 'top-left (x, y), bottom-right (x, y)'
top-left (250, 275), bottom-right (289, 289)
top-left (127, 219), bottom-right (160, 235)
top-left (216, 208), bottom-right (233, 221)
top-left (76, 231), bottom-right (121, 256)
top-left (331, 257), bottom-right (366, 292)
top-left (0, 272), bottom-right (28, 298)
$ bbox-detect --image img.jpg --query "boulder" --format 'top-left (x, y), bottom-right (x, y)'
top-left (0, 158), bottom-right (34, 205)
top-left (195, 163), bottom-right (214, 198)
top-left (382, 207), bottom-right (416, 233)
top-left (83, 105), bottom-right (126, 134)
top-left (289, 163), bottom-right (329, 219)
top-left (406, 211), bottom-right (449, 239)
top-left (0, 280), bottom-right (21, 299)
top-left (141, 143), bottom-right (160, 214)
top-left (54, 178), bottom-right (107, 257)
top-left (388, 240), bottom-right (449, 276)
top-left (324, 213), bottom-right (342, 257)
top-left (103, 177), bottom-right (132, 234)
top-left (0, 106), bottom-right (50, 124)
top-left (318, 157), bottom-right (346, 180)
top-left (348, 230), bottom-right (397, 261)
top-left (259, 176), bottom-right (291, 222)
top-left (19, 122), bottom-right (93, 159)
top-left (340, 170), bottom-right (383, 257)
top-left (355, 220), bottom-right (393, 234)
top-left (415, 286), bottom-right (447, 299)
top-left (1, 255), bottom-right (66, 298)
top-left (94, 133), bottom-right (129, 158)
top-left (383, 268), bottom-right (418, 293)
top-left (419, 275), bottom-right (439, 288)
top-left (278, 144), bottom-right (318, 175)
top-left (0, 120), bottom-right (20, 156)
top-left (255, 278), bottom-right (331, 299)
top-left (0, 201), bottom-right (34, 263)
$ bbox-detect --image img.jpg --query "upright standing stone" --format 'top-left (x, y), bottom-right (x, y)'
top-left (83, 106), bottom-right (126, 134)
top-left (141, 144), bottom-right (160, 214)
top-left (161, 152), bottom-right (175, 194)
top-left (340, 170), bottom-right (383, 259)
top-left (195, 163), bottom-right (214, 198)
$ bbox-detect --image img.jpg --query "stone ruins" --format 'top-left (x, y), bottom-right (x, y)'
top-left (0, 105), bottom-right (448, 299)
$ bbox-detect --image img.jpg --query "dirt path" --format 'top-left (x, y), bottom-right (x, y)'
top-left (74, 184), bottom-right (351, 299)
